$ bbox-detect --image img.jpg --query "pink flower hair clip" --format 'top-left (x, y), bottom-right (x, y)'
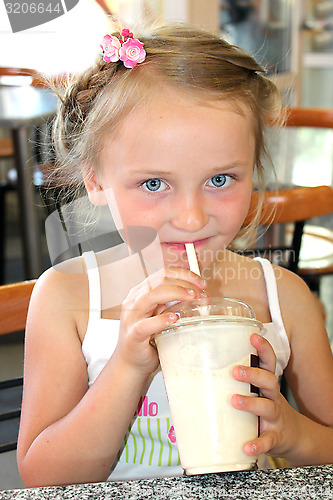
top-left (100, 28), bottom-right (146, 69)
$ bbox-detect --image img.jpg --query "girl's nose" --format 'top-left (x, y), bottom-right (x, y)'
top-left (170, 196), bottom-right (209, 232)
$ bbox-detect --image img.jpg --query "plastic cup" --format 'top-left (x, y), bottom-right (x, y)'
top-left (153, 297), bottom-right (264, 475)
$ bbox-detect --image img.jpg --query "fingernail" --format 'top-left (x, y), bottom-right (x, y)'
top-left (251, 444), bottom-right (257, 454)
top-left (238, 396), bottom-right (245, 405)
top-left (199, 278), bottom-right (207, 288)
top-left (239, 367), bottom-right (247, 378)
top-left (167, 313), bottom-right (178, 322)
top-left (187, 289), bottom-right (196, 296)
top-left (200, 290), bottom-right (209, 298)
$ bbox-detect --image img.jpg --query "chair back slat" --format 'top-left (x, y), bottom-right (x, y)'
top-left (0, 280), bottom-right (36, 336)
top-left (243, 185), bottom-right (333, 290)
top-left (0, 66), bottom-right (67, 88)
top-left (284, 107), bottom-right (333, 129)
top-left (0, 137), bottom-right (14, 158)
top-left (0, 280), bottom-right (35, 453)
top-left (245, 185), bottom-right (333, 227)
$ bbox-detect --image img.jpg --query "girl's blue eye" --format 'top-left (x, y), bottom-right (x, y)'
top-left (208, 174), bottom-right (230, 188)
top-left (142, 178), bottom-right (167, 192)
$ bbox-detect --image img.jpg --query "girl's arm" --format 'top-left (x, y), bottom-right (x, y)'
top-left (17, 266), bottom-right (206, 487)
top-left (232, 268), bottom-right (333, 465)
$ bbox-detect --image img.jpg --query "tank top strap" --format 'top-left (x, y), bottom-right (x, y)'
top-left (82, 251), bottom-right (101, 322)
top-left (254, 257), bottom-right (285, 330)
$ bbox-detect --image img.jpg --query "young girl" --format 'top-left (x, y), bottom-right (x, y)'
top-left (17, 23), bottom-right (333, 487)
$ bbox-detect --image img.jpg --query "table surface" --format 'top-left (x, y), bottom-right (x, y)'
top-left (0, 85), bottom-right (59, 128)
top-left (1, 465), bottom-right (333, 499)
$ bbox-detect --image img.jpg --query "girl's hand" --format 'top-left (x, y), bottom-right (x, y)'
top-left (231, 333), bottom-right (299, 459)
top-left (116, 268), bottom-right (207, 376)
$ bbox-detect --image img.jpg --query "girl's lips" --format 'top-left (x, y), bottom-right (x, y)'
top-left (162, 237), bottom-right (211, 252)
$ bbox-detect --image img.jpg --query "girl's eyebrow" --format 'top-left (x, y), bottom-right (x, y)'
top-left (131, 169), bottom-right (174, 176)
top-left (131, 163), bottom-right (248, 176)
top-left (203, 163), bottom-right (252, 174)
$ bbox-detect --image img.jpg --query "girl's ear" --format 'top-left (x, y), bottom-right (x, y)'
top-left (82, 168), bottom-right (107, 206)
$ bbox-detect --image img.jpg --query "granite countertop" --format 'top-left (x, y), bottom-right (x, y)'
top-left (1, 465), bottom-right (333, 499)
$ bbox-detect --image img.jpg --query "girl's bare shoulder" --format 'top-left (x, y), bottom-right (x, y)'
top-left (34, 256), bottom-right (87, 299)
top-left (28, 256), bottom-right (89, 341)
top-left (272, 264), bottom-right (326, 336)
top-left (273, 264), bottom-right (315, 305)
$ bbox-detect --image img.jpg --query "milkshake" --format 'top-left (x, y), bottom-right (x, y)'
top-left (154, 298), bottom-right (264, 475)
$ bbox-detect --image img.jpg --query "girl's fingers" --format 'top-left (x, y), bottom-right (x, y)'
top-left (133, 268), bottom-right (207, 296)
top-left (231, 392), bottom-right (279, 422)
top-left (118, 312), bottom-right (179, 371)
top-left (243, 430), bottom-right (277, 457)
top-left (163, 268), bottom-right (207, 289)
top-left (232, 363), bottom-right (280, 400)
top-left (250, 333), bottom-right (276, 374)
top-left (123, 283), bottom-right (207, 319)
top-left (118, 268), bottom-right (207, 374)
top-left (122, 267), bottom-right (208, 322)
top-left (129, 312), bottom-right (179, 343)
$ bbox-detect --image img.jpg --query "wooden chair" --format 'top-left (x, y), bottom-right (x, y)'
top-left (0, 280), bottom-right (36, 453)
top-left (283, 107), bottom-right (333, 129)
top-left (0, 66), bottom-right (46, 87)
top-left (273, 106), bottom-right (333, 289)
top-left (243, 185), bottom-right (333, 291)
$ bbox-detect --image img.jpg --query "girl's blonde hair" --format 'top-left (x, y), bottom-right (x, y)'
top-left (53, 22), bottom-right (283, 244)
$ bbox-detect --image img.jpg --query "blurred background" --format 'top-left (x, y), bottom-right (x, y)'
top-left (1, 0), bottom-right (332, 106)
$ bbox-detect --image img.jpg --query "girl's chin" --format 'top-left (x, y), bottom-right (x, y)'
top-left (163, 255), bottom-right (189, 269)
top-left (166, 262), bottom-right (191, 271)
top-left (162, 251), bottom-right (210, 271)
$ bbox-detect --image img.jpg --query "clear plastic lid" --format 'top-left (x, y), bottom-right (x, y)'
top-left (164, 297), bottom-right (256, 320)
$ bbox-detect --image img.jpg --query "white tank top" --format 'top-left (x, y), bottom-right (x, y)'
top-left (81, 252), bottom-right (290, 480)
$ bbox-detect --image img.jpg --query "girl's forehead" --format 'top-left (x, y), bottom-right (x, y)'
top-left (98, 92), bottom-right (256, 175)
top-left (96, 83), bottom-right (256, 159)
top-left (141, 89), bottom-right (251, 116)
top-left (116, 91), bottom-right (254, 137)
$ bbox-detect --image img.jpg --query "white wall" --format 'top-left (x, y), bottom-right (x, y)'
top-left (0, 0), bottom-right (111, 75)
